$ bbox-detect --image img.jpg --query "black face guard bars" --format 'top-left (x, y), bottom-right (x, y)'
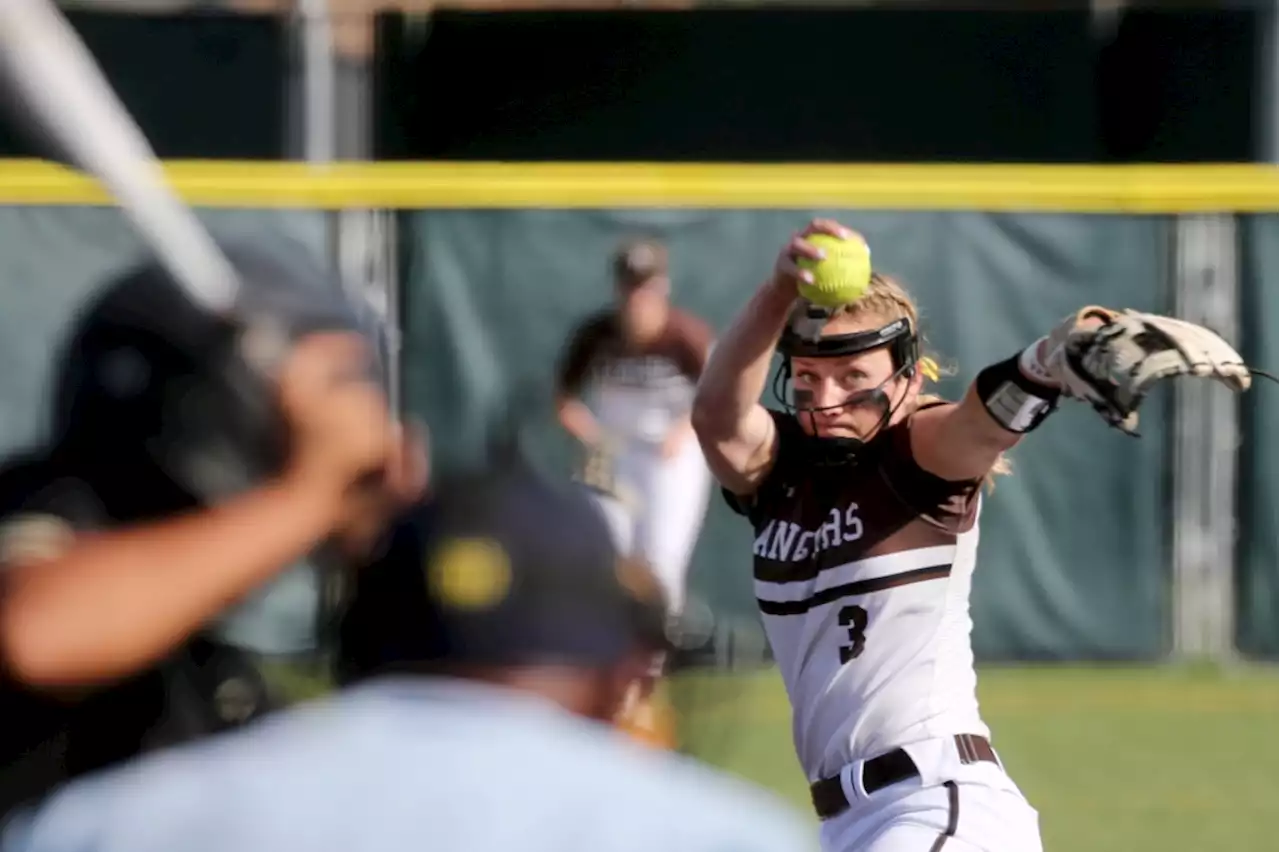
top-left (771, 303), bottom-right (920, 466)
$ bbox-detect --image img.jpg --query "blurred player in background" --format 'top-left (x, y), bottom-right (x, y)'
top-left (0, 243), bottom-right (422, 820)
top-left (556, 237), bottom-right (715, 748)
top-left (2, 449), bottom-right (817, 852)
top-left (691, 218), bottom-right (1256, 852)
top-left (556, 238), bottom-right (714, 613)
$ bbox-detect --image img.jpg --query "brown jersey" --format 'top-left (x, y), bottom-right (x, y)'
top-left (724, 406), bottom-right (989, 779)
top-left (557, 308), bottom-right (713, 444)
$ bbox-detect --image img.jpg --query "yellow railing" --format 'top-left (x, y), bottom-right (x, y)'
top-left (0, 160), bottom-right (1274, 213)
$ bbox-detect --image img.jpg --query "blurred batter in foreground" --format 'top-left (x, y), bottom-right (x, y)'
top-left (0, 242), bottom-right (422, 821)
top-left (555, 238), bottom-right (714, 619)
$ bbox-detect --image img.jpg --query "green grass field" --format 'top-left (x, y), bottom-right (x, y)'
top-left (668, 664), bottom-right (1279, 852)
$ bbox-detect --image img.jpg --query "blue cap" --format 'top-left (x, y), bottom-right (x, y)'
top-left (336, 453), bottom-right (669, 681)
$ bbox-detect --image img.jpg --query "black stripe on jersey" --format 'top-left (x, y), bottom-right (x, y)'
top-left (756, 563), bottom-right (952, 616)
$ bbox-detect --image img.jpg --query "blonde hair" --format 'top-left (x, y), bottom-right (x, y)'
top-left (833, 272), bottom-right (1011, 484)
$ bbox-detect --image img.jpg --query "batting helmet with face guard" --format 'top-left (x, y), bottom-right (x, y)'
top-left (48, 239), bottom-right (374, 517)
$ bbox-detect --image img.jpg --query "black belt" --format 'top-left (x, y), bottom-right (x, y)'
top-left (809, 734), bottom-right (998, 821)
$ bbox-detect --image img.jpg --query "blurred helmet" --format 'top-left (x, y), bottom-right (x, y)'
top-left (48, 239), bottom-right (369, 517)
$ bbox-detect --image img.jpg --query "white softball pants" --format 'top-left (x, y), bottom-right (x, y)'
top-left (589, 434), bottom-right (711, 617)
top-left (819, 736), bottom-right (1043, 852)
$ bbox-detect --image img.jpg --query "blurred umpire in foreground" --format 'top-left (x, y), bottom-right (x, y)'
top-left (2, 447), bottom-right (816, 852)
top-left (0, 242), bottom-right (423, 819)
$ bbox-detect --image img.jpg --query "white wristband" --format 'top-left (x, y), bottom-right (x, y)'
top-left (1017, 337), bottom-right (1060, 389)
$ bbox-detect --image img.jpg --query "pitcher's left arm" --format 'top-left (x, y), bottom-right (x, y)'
top-left (910, 307), bottom-right (1260, 482)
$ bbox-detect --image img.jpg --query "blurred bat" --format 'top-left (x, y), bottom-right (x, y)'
top-left (0, 0), bottom-right (239, 315)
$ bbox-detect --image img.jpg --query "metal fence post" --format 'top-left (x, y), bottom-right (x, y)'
top-left (1171, 214), bottom-right (1242, 663)
top-left (290, 0), bottom-right (401, 414)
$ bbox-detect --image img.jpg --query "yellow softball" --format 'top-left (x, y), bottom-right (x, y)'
top-left (796, 233), bottom-right (873, 309)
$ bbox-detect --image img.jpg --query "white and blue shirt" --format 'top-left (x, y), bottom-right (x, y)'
top-left (2, 677), bottom-right (816, 852)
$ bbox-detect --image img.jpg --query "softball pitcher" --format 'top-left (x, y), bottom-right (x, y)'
top-left (691, 218), bottom-right (1268, 852)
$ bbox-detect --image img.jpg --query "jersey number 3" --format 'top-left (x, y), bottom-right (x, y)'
top-left (837, 604), bottom-right (869, 662)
